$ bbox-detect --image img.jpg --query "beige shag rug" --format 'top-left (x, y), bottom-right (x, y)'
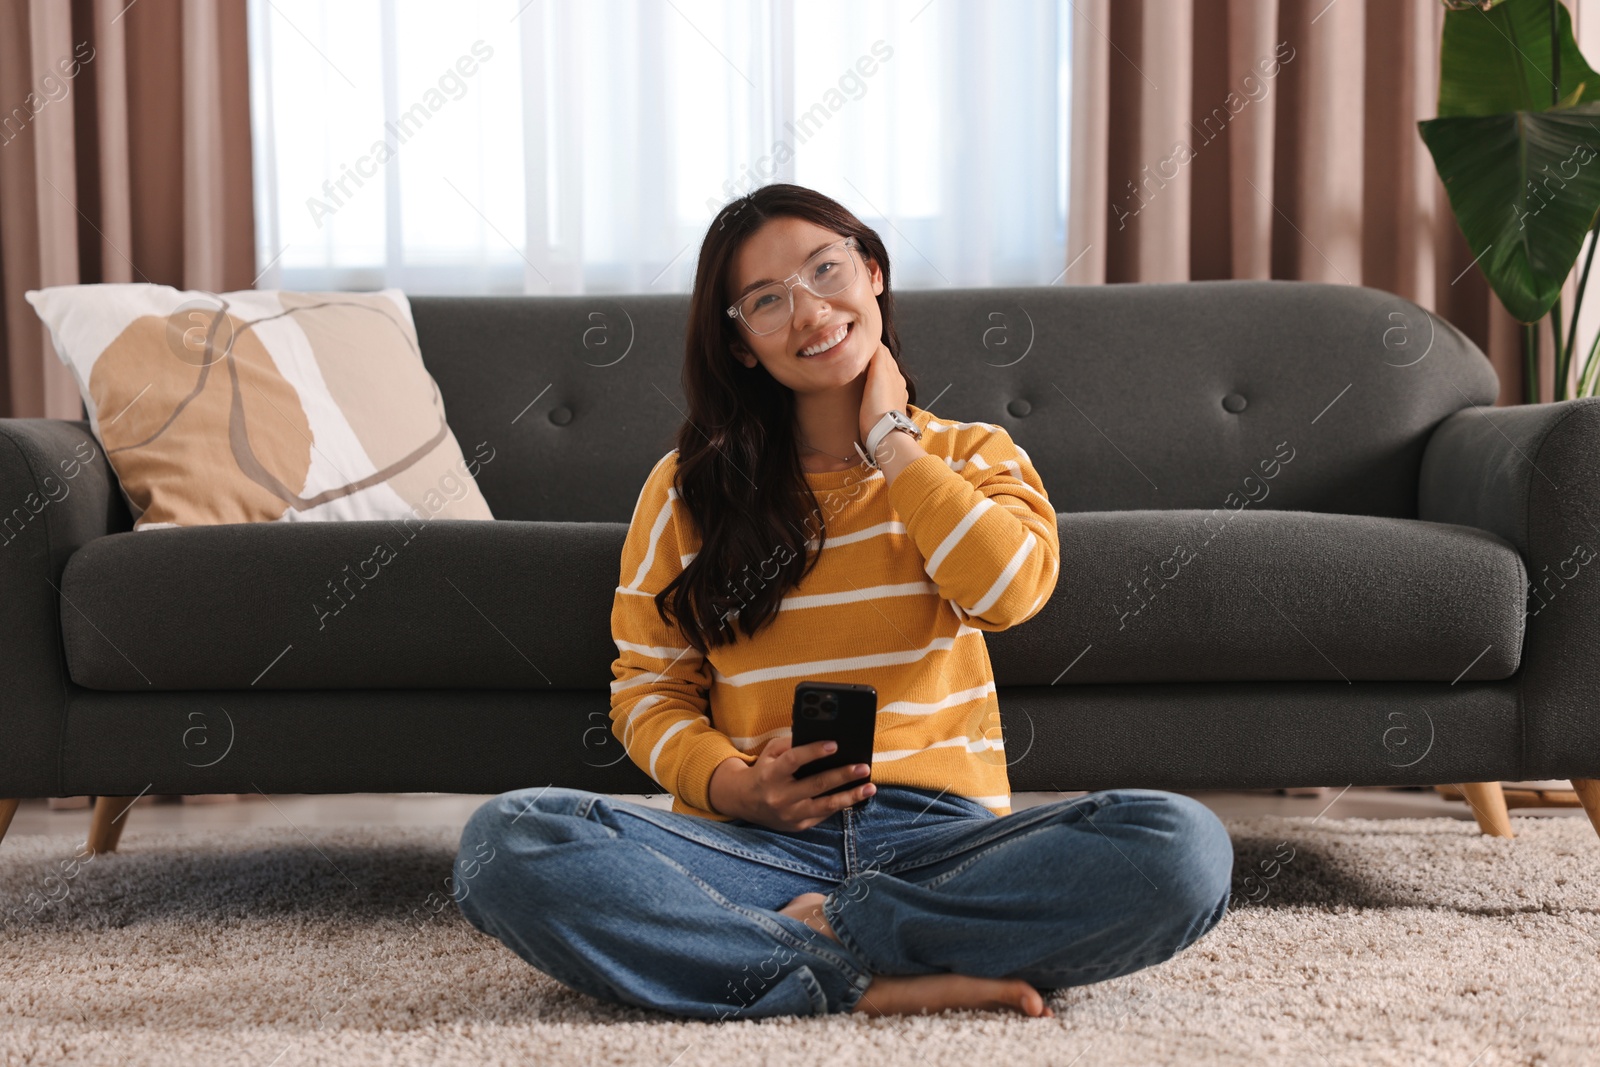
top-left (2, 814), bottom-right (1597, 1067)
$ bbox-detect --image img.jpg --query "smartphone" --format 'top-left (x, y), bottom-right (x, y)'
top-left (790, 681), bottom-right (877, 797)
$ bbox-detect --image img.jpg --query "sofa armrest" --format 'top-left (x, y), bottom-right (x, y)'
top-left (1418, 397), bottom-right (1600, 781)
top-left (0, 419), bottom-right (128, 796)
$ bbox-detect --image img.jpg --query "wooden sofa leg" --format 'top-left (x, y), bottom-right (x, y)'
top-left (1457, 782), bottom-right (1515, 838)
top-left (87, 796), bottom-right (138, 854)
top-left (1572, 779), bottom-right (1600, 841)
top-left (0, 799), bottom-right (18, 847)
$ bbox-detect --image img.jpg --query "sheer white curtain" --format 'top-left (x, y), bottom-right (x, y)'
top-left (247, 0), bottom-right (1071, 295)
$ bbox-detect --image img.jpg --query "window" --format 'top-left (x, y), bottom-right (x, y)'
top-left (248, 0), bottom-right (1071, 294)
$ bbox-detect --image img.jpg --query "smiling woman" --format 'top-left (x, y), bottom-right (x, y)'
top-left (453, 183), bottom-right (1235, 1022)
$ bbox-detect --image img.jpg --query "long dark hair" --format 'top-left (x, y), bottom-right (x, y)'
top-left (656, 183), bottom-right (918, 655)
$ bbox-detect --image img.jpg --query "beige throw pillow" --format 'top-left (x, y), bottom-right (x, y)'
top-left (25, 284), bottom-right (494, 529)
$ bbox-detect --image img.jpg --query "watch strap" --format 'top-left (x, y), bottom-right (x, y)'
top-left (862, 409), bottom-right (920, 466)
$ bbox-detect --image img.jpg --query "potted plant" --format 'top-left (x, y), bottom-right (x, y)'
top-left (1419, 0), bottom-right (1600, 402)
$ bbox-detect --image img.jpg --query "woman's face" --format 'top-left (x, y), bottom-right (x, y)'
top-left (725, 216), bottom-right (884, 396)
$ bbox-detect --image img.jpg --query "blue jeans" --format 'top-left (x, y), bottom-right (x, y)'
top-left (453, 784), bottom-right (1233, 1019)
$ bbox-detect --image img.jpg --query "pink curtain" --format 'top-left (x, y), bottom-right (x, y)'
top-left (1067, 0), bottom-right (1548, 406)
top-left (0, 0), bottom-right (256, 420)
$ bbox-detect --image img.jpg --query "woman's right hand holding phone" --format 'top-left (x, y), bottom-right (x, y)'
top-left (708, 736), bottom-right (874, 832)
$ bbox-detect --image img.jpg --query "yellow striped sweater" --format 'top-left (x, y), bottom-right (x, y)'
top-left (608, 403), bottom-right (1061, 821)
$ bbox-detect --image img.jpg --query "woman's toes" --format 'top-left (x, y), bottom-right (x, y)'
top-left (995, 978), bottom-right (1050, 1017)
top-left (1019, 983), bottom-right (1053, 1017)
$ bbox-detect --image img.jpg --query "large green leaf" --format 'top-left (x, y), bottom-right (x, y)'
top-left (1439, 0), bottom-right (1599, 116)
top-left (1419, 104), bottom-right (1600, 322)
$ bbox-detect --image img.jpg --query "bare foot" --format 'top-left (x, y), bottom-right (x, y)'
top-left (776, 893), bottom-right (1054, 1018)
top-left (853, 973), bottom-right (1054, 1017)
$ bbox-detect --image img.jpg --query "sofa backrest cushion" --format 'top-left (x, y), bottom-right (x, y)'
top-left (410, 280), bottom-right (1499, 523)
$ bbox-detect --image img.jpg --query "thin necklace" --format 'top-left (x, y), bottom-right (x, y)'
top-left (796, 434), bottom-right (860, 468)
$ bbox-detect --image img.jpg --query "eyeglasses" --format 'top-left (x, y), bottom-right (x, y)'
top-left (725, 236), bottom-right (861, 336)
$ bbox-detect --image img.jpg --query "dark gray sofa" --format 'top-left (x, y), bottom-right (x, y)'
top-left (2, 279), bottom-right (1597, 847)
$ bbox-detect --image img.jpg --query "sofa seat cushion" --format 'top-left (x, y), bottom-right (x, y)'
top-left (58, 510), bottom-right (1527, 691)
top-left (60, 519), bottom-right (624, 691)
top-left (986, 509), bottom-right (1527, 684)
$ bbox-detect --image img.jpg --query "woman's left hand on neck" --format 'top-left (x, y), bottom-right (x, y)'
top-left (860, 342), bottom-right (926, 485)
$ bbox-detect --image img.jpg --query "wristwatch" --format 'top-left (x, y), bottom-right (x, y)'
top-left (854, 409), bottom-right (923, 468)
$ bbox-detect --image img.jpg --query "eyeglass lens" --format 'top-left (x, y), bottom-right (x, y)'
top-left (740, 242), bottom-right (857, 334)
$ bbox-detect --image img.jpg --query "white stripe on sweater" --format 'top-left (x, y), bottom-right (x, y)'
top-left (878, 682), bottom-right (996, 716)
top-left (921, 419), bottom-right (1001, 434)
top-left (778, 581), bottom-right (939, 611)
top-left (610, 644), bottom-right (698, 695)
top-left (724, 688), bottom-right (997, 748)
top-left (648, 717), bottom-right (696, 781)
top-left (926, 497), bottom-right (995, 577)
top-left (874, 733), bottom-right (1005, 762)
top-left (615, 692), bottom-right (666, 749)
top-left (948, 454), bottom-right (1020, 476)
top-left (808, 520), bottom-right (908, 550)
top-left (712, 626), bottom-right (982, 687)
top-left (969, 531), bottom-right (1037, 616)
top-left (613, 638), bottom-right (692, 659)
top-left (727, 725), bottom-right (792, 750)
top-left (626, 486), bottom-right (679, 590)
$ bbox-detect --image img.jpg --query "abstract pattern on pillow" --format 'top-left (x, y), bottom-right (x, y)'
top-left (24, 284), bottom-right (495, 529)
